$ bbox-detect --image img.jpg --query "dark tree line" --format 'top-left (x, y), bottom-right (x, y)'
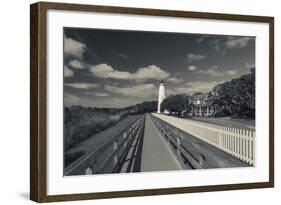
top-left (207, 68), bottom-right (255, 119)
top-left (124, 101), bottom-right (157, 114)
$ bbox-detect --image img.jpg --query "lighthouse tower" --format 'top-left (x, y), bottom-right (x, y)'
top-left (157, 80), bottom-right (166, 113)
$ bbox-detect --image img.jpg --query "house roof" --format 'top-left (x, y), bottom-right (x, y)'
top-left (192, 93), bottom-right (208, 101)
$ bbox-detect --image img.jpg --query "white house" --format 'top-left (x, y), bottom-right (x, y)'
top-left (191, 93), bottom-right (214, 116)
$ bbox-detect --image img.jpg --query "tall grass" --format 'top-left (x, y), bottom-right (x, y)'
top-left (64, 107), bottom-right (124, 151)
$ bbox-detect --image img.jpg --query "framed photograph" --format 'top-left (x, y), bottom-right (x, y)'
top-left (30, 2), bottom-right (274, 202)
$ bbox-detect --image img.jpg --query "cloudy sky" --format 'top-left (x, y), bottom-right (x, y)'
top-left (64, 27), bottom-right (255, 108)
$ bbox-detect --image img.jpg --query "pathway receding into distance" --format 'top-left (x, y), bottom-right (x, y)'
top-left (65, 113), bottom-right (251, 176)
top-left (117, 114), bottom-right (183, 173)
top-left (140, 114), bottom-right (182, 172)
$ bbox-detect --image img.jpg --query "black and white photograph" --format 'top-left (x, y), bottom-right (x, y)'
top-left (63, 27), bottom-right (256, 176)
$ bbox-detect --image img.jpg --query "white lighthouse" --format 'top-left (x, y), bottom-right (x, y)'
top-left (157, 80), bottom-right (166, 113)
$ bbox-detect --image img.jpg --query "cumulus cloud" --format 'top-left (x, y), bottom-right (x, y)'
top-left (64, 92), bottom-right (80, 107)
top-left (167, 77), bottom-right (183, 83)
top-left (64, 65), bottom-right (74, 77)
top-left (134, 65), bottom-right (170, 80)
top-left (94, 92), bottom-right (109, 97)
top-left (187, 53), bottom-right (206, 63)
top-left (117, 53), bottom-right (129, 59)
top-left (105, 84), bottom-right (156, 98)
top-left (109, 97), bottom-right (145, 108)
top-left (188, 65), bottom-right (197, 71)
top-left (197, 67), bottom-right (237, 77)
top-left (197, 68), bottom-right (223, 77)
top-left (64, 36), bottom-right (86, 59)
top-left (65, 83), bottom-right (99, 89)
top-left (245, 62), bottom-right (255, 69)
top-left (167, 81), bottom-right (223, 95)
top-left (68, 59), bottom-right (84, 69)
top-left (196, 36), bottom-right (208, 44)
top-left (225, 37), bottom-right (252, 49)
top-left (90, 64), bottom-right (131, 79)
top-left (166, 87), bottom-right (189, 95)
top-left (90, 64), bottom-right (170, 81)
top-left (185, 81), bottom-right (224, 94)
top-left (84, 92), bottom-right (109, 97)
top-left (211, 36), bottom-right (253, 54)
top-left (225, 70), bottom-right (237, 76)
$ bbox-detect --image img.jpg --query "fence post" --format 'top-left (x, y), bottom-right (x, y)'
top-left (224, 126), bottom-right (226, 150)
top-left (219, 126), bottom-right (222, 149)
top-left (253, 131), bottom-right (256, 166)
top-left (249, 130), bottom-right (253, 164)
top-left (230, 127), bottom-right (234, 155)
top-left (242, 129), bottom-right (246, 161)
top-left (229, 127), bottom-right (232, 154)
top-left (239, 129), bottom-right (243, 160)
top-left (234, 128), bottom-right (238, 158)
top-left (228, 127), bottom-right (231, 152)
top-left (222, 126), bottom-right (225, 151)
top-left (246, 130), bottom-right (249, 162)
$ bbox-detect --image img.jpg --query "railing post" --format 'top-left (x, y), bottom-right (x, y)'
top-left (198, 154), bottom-right (204, 167)
top-left (113, 141), bottom-right (118, 166)
top-left (85, 166), bottom-right (92, 175)
top-left (123, 132), bottom-right (127, 149)
top-left (176, 137), bottom-right (181, 158)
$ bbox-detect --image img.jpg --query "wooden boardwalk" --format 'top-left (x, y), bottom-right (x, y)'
top-left (65, 113), bottom-right (251, 176)
top-left (140, 114), bottom-right (182, 172)
top-left (119, 114), bottom-right (182, 173)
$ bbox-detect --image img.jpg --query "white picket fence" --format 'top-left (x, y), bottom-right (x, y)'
top-left (152, 113), bottom-right (255, 166)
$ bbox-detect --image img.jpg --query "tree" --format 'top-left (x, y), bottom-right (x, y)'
top-left (207, 68), bottom-right (255, 119)
top-left (161, 94), bottom-right (192, 116)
